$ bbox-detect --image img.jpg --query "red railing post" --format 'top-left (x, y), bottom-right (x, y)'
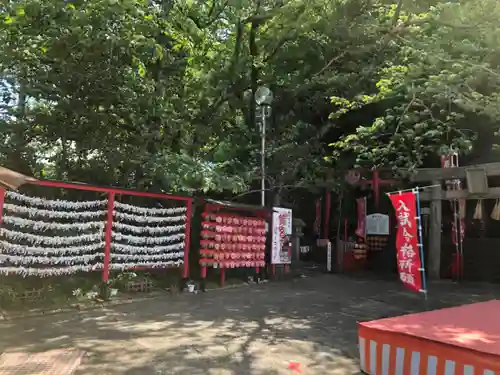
top-left (220, 268), bottom-right (225, 287)
top-left (102, 192), bottom-right (115, 282)
top-left (182, 198), bottom-right (193, 279)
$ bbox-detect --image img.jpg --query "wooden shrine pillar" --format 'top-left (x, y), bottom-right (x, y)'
top-left (428, 180), bottom-right (442, 279)
top-left (323, 189), bottom-right (331, 239)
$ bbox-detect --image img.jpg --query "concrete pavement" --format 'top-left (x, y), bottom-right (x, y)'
top-left (0, 274), bottom-right (498, 374)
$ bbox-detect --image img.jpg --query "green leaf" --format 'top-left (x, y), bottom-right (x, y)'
top-left (137, 63), bottom-right (146, 77)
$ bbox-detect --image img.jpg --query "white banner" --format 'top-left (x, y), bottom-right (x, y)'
top-left (271, 207), bottom-right (292, 264)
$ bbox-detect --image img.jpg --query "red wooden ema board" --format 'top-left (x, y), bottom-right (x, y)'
top-left (358, 300), bottom-right (500, 375)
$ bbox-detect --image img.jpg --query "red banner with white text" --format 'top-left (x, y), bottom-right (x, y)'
top-left (388, 192), bottom-right (423, 292)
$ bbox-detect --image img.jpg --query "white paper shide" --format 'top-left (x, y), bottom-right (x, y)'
top-left (0, 191), bottom-right (187, 277)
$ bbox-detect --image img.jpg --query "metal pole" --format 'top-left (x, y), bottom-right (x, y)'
top-left (415, 189), bottom-right (428, 300)
top-left (261, 105), bottom-right (266, 207)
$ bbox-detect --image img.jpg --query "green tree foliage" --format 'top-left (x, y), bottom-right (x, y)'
top-left (329, 0), bottom-right (500, 171)
top-left (1, 0), bottom-right (499, 198)
top-left (0, 0), bottom-right (247, 192)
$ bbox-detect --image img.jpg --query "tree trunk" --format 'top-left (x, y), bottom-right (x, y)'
top-left (6, 82), bottom-right (33, 176)
top-left (273, 184), bottom-right (284, 207)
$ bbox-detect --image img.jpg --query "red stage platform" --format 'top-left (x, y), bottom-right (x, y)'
top-left (358, 300), bottom-right (500, 375)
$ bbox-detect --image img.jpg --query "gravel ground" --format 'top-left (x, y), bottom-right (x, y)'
top-left (0, 272), bottom-right (498, 375)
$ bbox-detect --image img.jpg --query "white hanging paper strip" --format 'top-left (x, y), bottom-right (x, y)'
top-left (4, 203), bottom-right (106, 219)
top-left (0, 192), bottom-right (188, 275)
top-left (109, 260), bottom-right (183, 270)
top-left (112, 221), bottom-right (185, 235)
top-left (0, 240), bottom-right (104, 255)
top-left (1, 228), bottom-right (103, 246)
top-left (112, 232), bottom-right (184, 245)
top-left (114, 211), bottom-right (186, 224)
top-left (0, 253), bottom-right (101, 265)
top-left (111, 242), bottom-right (185, 254)
top-left (114, 201), bottom-right (187, 215)
top-left (110, 252), bottom-right (184, 261)
top-left (5, 191), bottom-right (107, 209)
top-left (3, 216), bottom-right (105, 232)
top-left (0, 263), bottom-right (103, 277)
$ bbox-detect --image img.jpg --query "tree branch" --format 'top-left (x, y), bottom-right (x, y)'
top-left (314, 51), bottom-right (347, 77)
top-left (391, 0), bottom-right (404, 27)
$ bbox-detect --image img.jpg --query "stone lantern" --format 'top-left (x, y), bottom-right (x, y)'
top-left (292, 218), bottom-right (306, 262)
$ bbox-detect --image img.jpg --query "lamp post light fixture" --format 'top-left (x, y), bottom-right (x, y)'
top-left (254, 86), bottom-right (273, 207)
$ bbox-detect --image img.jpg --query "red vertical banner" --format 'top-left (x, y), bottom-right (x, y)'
top-left (355, 197), bottom-right (366, 240)
top-left (388, 192), bottom-right (423, 292)
top-left (442, 151), bottom-right (465, 279)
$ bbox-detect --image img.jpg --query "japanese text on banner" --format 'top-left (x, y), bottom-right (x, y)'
top-left (389, 192), bottom-right (423, 292)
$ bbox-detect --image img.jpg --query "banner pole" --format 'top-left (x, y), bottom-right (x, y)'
top-left (386, 184), bottom-right (440, 196)
top-left (414, 188), bottom-right (428, 300)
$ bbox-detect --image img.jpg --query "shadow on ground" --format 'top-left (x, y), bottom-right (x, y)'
top-left (0, 273), bottom-right (499, 375)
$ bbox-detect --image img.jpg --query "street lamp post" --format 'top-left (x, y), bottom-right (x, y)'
top-left (254, 86), bottom-right (273, 207)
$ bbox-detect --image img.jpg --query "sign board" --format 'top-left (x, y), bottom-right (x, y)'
top-left (366, 213), bottom-right (390, 235)
top-left (345, 170), bottom-right (361, 185)
top-left (271, 207), bottom-right (292, 264)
